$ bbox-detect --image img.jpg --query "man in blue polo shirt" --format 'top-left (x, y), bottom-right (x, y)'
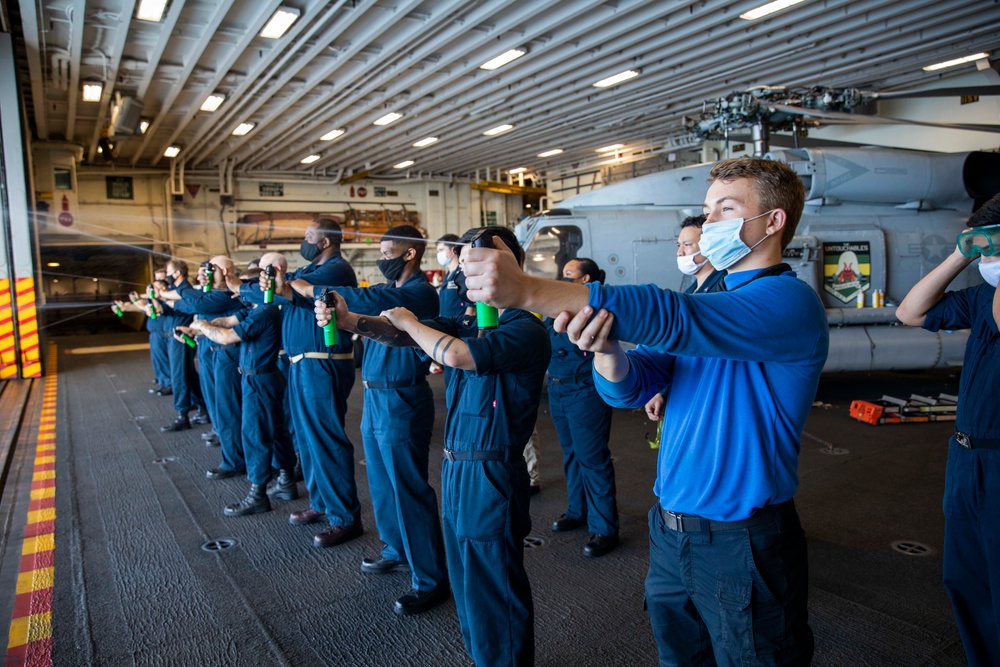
top-left (297, 225), bottom-right (447, 616)
top-left (317, 226), bottom-right (550, 666)
top-left (897, 193), bottom-right (1000, 667)
top-left (244, 219), bottom-right (361, 548)
top-left (464, 158), bottom-right (828, 666)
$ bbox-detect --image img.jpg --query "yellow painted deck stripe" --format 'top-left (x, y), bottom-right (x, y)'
top-left (29, 487), bottom-right (55, 501)
top-left (21, 534), bottom-right (54, 556)
top-left (6, 612), bottom-right (52, 648)
top-left (16, 567), bottom-right (54, 596)
top-left (31, 470), bottom-right (55, 482)
top-left (27, 507), bottom-right (55, 524)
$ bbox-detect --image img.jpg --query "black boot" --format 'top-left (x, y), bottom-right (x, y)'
top-left (160, 412), bottom-right (191, 433)
top-left (190, 407), bottom-right (211, 425)
top-left (266, 469), bottom-right (299, 501)
top-left (223, 484), bottom-right (270, 517)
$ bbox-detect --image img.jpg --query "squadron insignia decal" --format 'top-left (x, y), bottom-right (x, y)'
top-left (824, 242), bottom-right (871, 303)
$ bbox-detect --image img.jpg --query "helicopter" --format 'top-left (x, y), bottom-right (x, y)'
top-left (515, 86), bottom-right (1000, 373)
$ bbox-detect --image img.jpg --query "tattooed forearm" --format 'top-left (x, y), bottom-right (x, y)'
top-left (437, 338), bottom-right (457, 364)
top-left (356, 316), bottom-right (417, 347)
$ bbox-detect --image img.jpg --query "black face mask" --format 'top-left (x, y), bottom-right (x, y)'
top-left (300, 239), bottom-right (321, 262)
top-left (453, 269), bottom-right (470, 303)
top-left (378, 255), bottom-right (407, 283)
top-left (558, 277), bottom-right (575, 283)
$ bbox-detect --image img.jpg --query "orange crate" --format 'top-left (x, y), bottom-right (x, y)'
top-left (850, 400), bottom-right (884, 425)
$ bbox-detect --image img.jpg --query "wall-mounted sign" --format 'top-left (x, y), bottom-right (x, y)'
top-left (259, 182), bottom-right (284, 197)
top-left (357, 186), bottom-right (367, 197)
top-left (54, 167), bottom-right (73, 190)
top-left (106, 176), bottom-right (133, 200)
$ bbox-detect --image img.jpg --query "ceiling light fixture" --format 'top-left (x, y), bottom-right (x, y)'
top-left (300, 154), bottom-right (321, 164)
top-left (412, 136), bottom-right (439, 148)
top-left (46, 262), bottom-right (60, 267)
top-left (508, 167), bottom-right (527, 174)
top-left (480, 48), bottom-right (527, 71)
top-left (232, 122), bottom-right (255, 136)
top-left (483, 124), bottom-right (514, 136)
top-left (739, 0), bottom-right (808, 20)
top-left (200, 94), bottom-right (225, 112)
top-left (393, 160), bottom-right (415, 169)
top-left (164, 146), bottom-right (181, 158)
top-left (136, 0), bottom-right (168, 22)
top-left (596, 143), bottom-right (624, 152)
top-left (374, 112), bottom-right (403, 126)
top-left (260, 7), bottom-right (300, 39)
top-left (82, 82), bottom-right (103, 102)
top-left (922, 52), bottom-right (990, 71)
top-left (537, 149), bottom-right (563, 158)
top-left (320, 128), bottom-right (345, 141)
top-left (139, 120), bottom-right (150, 134)
top-left (593, 70), bottom-right (639, 88)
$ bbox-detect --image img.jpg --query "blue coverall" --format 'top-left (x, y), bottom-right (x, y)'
top-left (242, 253), bottom-right (359, 527)
top-left (924, 282), bottom-right (1000, 667)
top-left (426, 308), bottom-right (550, 667)
top-left (545, 318), bottom-right (619, 538)
top-left (332, 273), bottom-right (446, 594)
top-left (146, 302), bottom-right (171, 388)
top-left (437, 264), bottom-right (468, 395)
top-left (232, 305), bottom-right (295, 485)
top-left (160, 280), bottom-right (203, 415)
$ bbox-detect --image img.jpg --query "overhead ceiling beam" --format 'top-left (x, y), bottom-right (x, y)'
top-left (15, 0), bottom-right (48, 139)
top-left (86, 1), bottom-right (138, 163)
top-left (65, 0), bottom-right (88, 142)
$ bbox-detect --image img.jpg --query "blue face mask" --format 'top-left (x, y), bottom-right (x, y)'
top-left (698, 210), bottom-right (774, 271)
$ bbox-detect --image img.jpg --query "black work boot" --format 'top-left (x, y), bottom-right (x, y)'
top-left (223, 484), bottom-right (270, 517)
top-left (190, 407), bottom-right (211, 425)
top-left (266, 469), bottom-right (299, 501)
top-left (160, 412), bottom-right (191, 433)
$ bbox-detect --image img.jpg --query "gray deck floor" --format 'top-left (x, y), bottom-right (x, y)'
top-left (1, 333), bottom-right (969, 666)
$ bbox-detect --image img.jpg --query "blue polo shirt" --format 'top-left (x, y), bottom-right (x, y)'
top-left (439, 266), bottom-right (466, 318)
top-left (590, 269), bottom-right (828, 521)
top-left (240, 253), bottom-right (356, 356)
top-left (425, 309), bottom-right (551, 453)
top-left (923, 282), bottom-right (1000, 440)
top-left (233, 305), bottom-right (282, 372)
top-left (331, 273), bottom-right (438, 383)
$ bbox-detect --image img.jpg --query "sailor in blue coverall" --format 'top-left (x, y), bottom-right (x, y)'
top-left (191, 293), bottom-right (296, 517)
top-left (146, 276), bottom-right (171, 393)
top-left (158, 259), bottom-right (205, 432)
top-left (546, 258), bottom-right (619, 558)
top-left (897, 193), bottom-right (1000, 667)
top-left (301, 225), bottom-right (447, 616)
top-left (320, 226), bottom-right (550, 665)
top-left (242, 220), bottom-right (362, 548)
top-left (169, 256), bottom-right (247, 476)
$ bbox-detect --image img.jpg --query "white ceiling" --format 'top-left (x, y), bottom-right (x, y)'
top-left (7, 0), bottom-right (1000, 181)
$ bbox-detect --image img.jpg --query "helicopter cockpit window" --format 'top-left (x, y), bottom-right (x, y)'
top-left (525, 225), bottom-right (583, 279)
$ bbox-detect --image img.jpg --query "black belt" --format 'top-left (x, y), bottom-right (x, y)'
top-left (549, 370), bottom-right (592, 385)
top-left (954, 432), bottom-right (1000, 450)
top-left (362, 376), bottom-right (427, 389)
top-left (443, 448), bottom-right (513, 462)
top-left (239, 366), bottom-right (278, 375)
top-left (658, 501), bottom-right (793, 533)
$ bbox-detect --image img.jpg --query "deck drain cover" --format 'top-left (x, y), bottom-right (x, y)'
top-left (819, 447), bottom-right (850, 456)
top-left (891, 540), bottom-right (935, 557)
top-left (152, 457), bottom-right (178, 464)
top-left (201, 538), bottom-right (240, 552)
top-left (359, 459), bottom-right (366, 467)
top-left (523, 535), bottom-right (546, 549)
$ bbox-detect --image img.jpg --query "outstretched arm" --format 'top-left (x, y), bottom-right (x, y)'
top-left (897, 246), bottom-right (973, 327)
top-left (382, 308), bottom-right (474, 371)
top-left (190, 319), bottom-right (240, 346)
top-left (315, 294), bottom-right (416, 348)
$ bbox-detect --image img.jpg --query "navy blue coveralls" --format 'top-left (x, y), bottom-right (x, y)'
top-left (161, 279), bottom-right (203, 415)
top-left (438, 264), bottom-right (468, 393)
top-left (545, 318), bottom-right (619, 538)
top-left (924, 282), bottom-right (1000, 667)
top-left (174, 287), bottom-right (246, 472)
top-left (687, 268), bottom-right (727, 295)
top-left (146, 300), bottom-right (171, 388)
top-left (241, 253), bottom-right (359, 527)
top-left (232, 305), bottom-right (295, 485)
top-left (333, 273), bottom-right (446, 593)
top-left (425, 308), bottom-right (550, 667)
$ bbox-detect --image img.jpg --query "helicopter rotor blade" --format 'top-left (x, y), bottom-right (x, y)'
top-left (768, 103), bottom-right (1000, 133)
top-left (871, 86), bottom-right (1000, 100)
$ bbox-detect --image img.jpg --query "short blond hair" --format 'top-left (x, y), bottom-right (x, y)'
top-left (709, 158), bottom-right (805, 249)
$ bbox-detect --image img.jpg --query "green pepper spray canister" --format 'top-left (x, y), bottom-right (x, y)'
top-left (146, 285), bottom-right (157, 319)
top-left (470, 231), bottom-right (499, 337)
top-left (112, 304), bottom-right (124, 317)
top-left (201, 262), bottom-right (213, 292)
top-left (264, 265), bottom-right (276, 304)
top-left (320, 288), bottom-right (339, 347)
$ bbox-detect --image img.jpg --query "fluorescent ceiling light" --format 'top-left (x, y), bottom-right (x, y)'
top-left (374, 112), bottom-right (403, 126)
top-left (46, 262), bottom-right (60, 267)
top-left (412, 136), bottom-right (439, 148)
top-left (593, 70), bottom-right (639, 88)
top-left (483, 124), bottom-right (514, 136)
top-left (320, 128), bottom-right (345, 141)
top-left (596, 143), bottom-right (624, 152)
top-left (393, 160), bottom-right (415, 169)
top-left (480, 49), bottom-right (526, 71)
top-left (200, 94), bottom-right (225, 112)
top-left (136, 0), bottom-right (168, 22)
top-left (300, 154), bottom-right (321, 164)
top-left (739, 0), bottom-right (807, 20)
top-left (232, 123), bottom-right (255, 136)
top-left (923, 52), bottom-right (990, 71)
top-left (164, 146), bottom-right (181, 158)
top-left (139, 120), bottom-right (150, 134)
top-left (537, 149), bottom-right (563, 158)
top-left (82, 83), bottom-right (103, 102)
top-left (508, 167), bottom-right (527, 174)
top-left (260, 7), bottom-right (300, 39)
